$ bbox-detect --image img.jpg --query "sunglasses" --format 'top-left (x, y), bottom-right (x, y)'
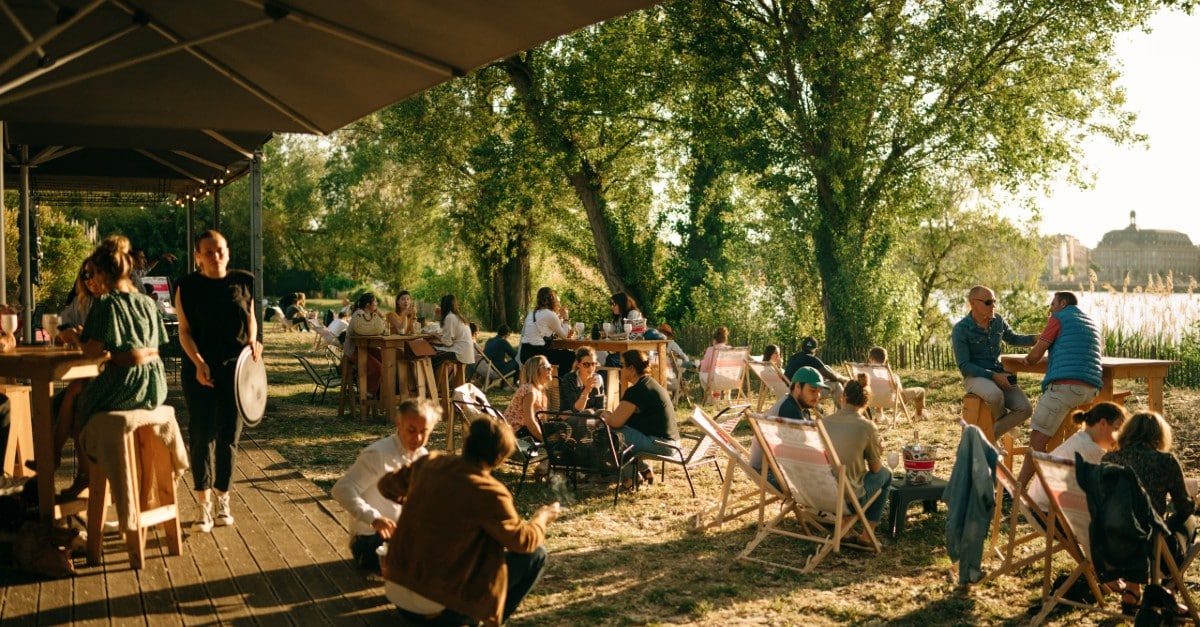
top-left (972, 298), bottom-right (996, 306)
top-left (580, 361), bottom-right (596, 367)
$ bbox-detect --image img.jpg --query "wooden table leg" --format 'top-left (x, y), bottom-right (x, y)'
top-left (357, 348), bottom-right (369, 421)
top-left (1148, 377), bottom-right (1164, 414)
top-left (381, 347), bottom-right (398, 423)
top-left (31, 379), bottom-right (56, 524)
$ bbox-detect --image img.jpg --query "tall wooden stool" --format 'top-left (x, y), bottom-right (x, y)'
top-left (438, 361), bottom-right (467, 451)
top-left (81, 407), bottom-right (186, 569)
top-left (0, 385), bottom-right (33, 479)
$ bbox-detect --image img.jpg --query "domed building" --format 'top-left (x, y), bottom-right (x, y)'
top-left (1090, 211), bottom-right (1200, 285)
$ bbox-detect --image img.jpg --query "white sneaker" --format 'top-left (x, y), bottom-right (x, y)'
top-left (215, 493), bottom-right (234, 526)
top-left (196, 501), bottom-right (214, 533)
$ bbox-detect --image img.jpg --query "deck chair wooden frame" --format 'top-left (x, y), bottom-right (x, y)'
top-left (471, 340), bottom-right (517, 392)
top-left (1028, 452), bottom-right (1122, 625)
top-left (980, 459), bottom-right (1061, 592)
top-left (637, 403), bottom-right (752, 498)
top-left (747, 360), bottom-right (790, 413)
top-left (845, 362), bottom-right (911, 426)
top-left (700, 346), bottom-right (750, 408)
top-left (687, 405), bottom-right (783, 532)
top-left (737, 414), bottom-right (881, 573)
top-left (294, 353), bottom-right (341, 403)
top-left (452, 387), bottom-right (540, 495)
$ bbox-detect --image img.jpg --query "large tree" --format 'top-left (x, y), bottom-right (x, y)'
top-left (684, 0), bottom-right (1158, 350)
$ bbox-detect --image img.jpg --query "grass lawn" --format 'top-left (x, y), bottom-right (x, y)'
top-left (255, 323), bottom-right (1200, 626)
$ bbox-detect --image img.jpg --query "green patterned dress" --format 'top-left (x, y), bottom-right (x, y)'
top-left (77, 291), bottom-right (168, 424)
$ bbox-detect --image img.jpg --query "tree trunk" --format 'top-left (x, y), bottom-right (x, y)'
top-left (500, 53), bottom-right (633, 299)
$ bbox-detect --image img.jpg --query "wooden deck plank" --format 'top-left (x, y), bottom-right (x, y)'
top-left (72, 539), bottom-right (112, 627)
top-left (37, 568), bottom-right (73, 625)
top-left (1, 574), bottom-right (39, 626)
top-left (133, 530), bottom-right (186, 627)
top-left (235, 437), bottom-right (385, 623)
top-left (176, 483), bottom-right (263, 627)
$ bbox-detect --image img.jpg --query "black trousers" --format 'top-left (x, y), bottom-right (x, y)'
top-left (182, 358), bottom-right (242, 492)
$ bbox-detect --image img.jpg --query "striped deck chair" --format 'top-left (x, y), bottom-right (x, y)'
top-left (700, 346), bottom-right (749, 407)
top-left (747, 360), bottom-right (790, 412)
top-left (845, 362), bottom-right (911, 426)
top-left (687, 405), bottom-right (782, 532)
top-left (738, 414), bottom-right (881, 573)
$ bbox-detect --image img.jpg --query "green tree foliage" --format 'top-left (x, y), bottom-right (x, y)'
top-left (3, 204), bottom-right (92, 310)
top-left (680, 0), bottom-right (1158, 351)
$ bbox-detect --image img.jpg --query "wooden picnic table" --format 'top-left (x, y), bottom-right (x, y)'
top-left (0, 346), bottom-right (104, 523)
top-left (1000, 354), bottom-right (1179, 415)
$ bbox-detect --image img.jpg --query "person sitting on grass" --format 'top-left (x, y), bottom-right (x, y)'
top-left (378, 416), bottom-right (560, 627)
top-left (822, 374), bottom-right (891, 544)
top-left (331, 400), bottom-right (438, 573)
top-left (867, 346), bottom-right (926, 419)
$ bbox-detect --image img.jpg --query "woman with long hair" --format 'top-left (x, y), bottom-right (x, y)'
top-left (609, 292), bottom-right (640, 327)
top-left (559, 346), bottom-right (605, 413)
top-left (344, 292), bottom-right (385, 397)
top-left (387, 290), bottom-right (417, 335)
top-left (431, 294), bottom-right (475, 370)
top-left (519, 286), bottom-right (575, 371)
top-left (177, 229), bottom-right (259, 532)
top-left (1029, 402), bottom-right (1126, 511)
top-left (504, 355), bottom-right (552, 443)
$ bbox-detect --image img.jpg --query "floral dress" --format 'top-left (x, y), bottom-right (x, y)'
top-left (77, 291), bottom-right (168, 424)
top-left (503, 383), bottom-right (546, 436)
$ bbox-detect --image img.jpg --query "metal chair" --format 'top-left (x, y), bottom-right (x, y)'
top-left (294, 354), bottom-right (340, 403)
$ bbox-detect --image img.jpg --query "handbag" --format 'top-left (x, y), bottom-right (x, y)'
top-left (349, 311), bottom-right (386, 336)
top-left (403, 338), bottom-right (436, 358)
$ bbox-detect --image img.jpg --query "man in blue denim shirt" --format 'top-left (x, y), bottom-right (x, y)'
top-left (951, 286), bottom-right (1036, 438)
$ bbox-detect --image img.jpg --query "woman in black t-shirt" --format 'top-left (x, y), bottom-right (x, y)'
top-left (176, 229), bottom-right (259, 533)
top-left (600, 350), bottom-right (679, 485)
top-left (559, 347), bottom-right (605, 413)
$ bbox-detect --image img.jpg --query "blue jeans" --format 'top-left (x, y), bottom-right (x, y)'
top-left (860, 467), bottom-right (893, 524)
top-left (616, 426), bottom-right (676, 480)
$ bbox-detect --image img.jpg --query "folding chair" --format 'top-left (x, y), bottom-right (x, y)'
top-left (845, 362), bottom-right (911, 426)
top-left (700, 346), bottom-right (749, 408)
top-left (687, 405), bottom-right (784, 532)
top-left (979, 452), bottom-right (1061, 589)
top-left (664, 351), bottom-right (694, 408)
top-left (470, 341), bottom-right (517, 392)
top-left (747, 360), bottom-right (790, 412)
top-left (1028, 453), bottom-right (1122, 624)
top-left (307, 317), bottom-right (343, 350)
top-left (737, 414), bottom-right (881, 573)
top-left (452, 384), bottom-right (540, 495)
top-left (294, 354), bottom-right (341, 403)
top-left (636, 403), bottom-right (752, 498)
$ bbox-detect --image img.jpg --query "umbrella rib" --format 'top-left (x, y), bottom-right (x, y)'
top-left (134, 149), bottom-right (206, 183)
top-left (171, 150), bottom-right (225, 172)
top-left (201, 130), bottom-right (254, 160)
top-left (0, 22), bottom-right (143, 98)
top-left (230, 0), bottom-right (463, 78)
top-left (0, 0), bottom-right (106, 77)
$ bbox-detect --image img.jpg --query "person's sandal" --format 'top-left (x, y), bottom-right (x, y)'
top-left (640, 468), bottom-right (655, 485)
top-left (1121, 588), bottom-right (1141, 615)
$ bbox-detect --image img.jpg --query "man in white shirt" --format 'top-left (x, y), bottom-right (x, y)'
top-left (332, 399), bottom-right (438, 572)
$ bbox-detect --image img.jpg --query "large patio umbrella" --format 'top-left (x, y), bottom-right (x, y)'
top-left (0, 0), bottom-right (657, 337)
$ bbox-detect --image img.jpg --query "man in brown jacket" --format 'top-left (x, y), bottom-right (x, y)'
top-left (378, 417), bottom-right (560, 626)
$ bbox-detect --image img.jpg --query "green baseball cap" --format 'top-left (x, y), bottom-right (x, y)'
top-left (791, 366), bottom-right (830, 389)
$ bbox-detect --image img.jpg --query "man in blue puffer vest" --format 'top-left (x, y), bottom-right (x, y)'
top-left (1016, 291), bottom-right (1102, 487)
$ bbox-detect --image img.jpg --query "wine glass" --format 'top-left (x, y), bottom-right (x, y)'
top-left (574, 322), bottom-right (585, 338)
top-left (0, 313), bottom-right (16, 336)
top-left (623, 322), bottom-right (633, 336)
top-left (887, 451), bottom-right (901, 476)
top-left (602, 322), bottom-right (613, 338)
top-left (42, 313), bottom-right (60, 347)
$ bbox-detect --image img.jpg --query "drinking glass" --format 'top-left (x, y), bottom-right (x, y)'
top-left (42, 314), bottom-right (59, 347)
top-left (887, 451), bottom-right (901, 473)
top-left (602, 322), bottom-right (613, 338)
top-left (574, 322), bottom-right (585, 338)
top-left (623, 323), bottom-right (633, 336)
top-left (0, 313), bottom-right (16, 336)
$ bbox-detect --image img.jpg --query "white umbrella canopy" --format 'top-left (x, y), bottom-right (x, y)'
top-left (0, 0), bottom-right (657, 135)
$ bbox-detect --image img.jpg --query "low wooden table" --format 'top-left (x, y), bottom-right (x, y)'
top-left (1001, 354), bottom-right (1179, 414)
top-left (0, 346), bottom-right (105, 523)
top-left (886, 476), bottom-right (947, 537)
top-left (551, 337), bottom-right (670, 387)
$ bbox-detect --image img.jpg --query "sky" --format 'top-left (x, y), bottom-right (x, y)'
top-left (1009, 10), bottom-right (1200, 248)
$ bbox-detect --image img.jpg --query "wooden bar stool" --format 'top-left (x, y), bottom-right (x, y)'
top-left (81, 407), bottom-right (185, 570)
top-left (438, 360), bottom-right (467, 451)
top-left (0, 384), bottom-right (33, 479)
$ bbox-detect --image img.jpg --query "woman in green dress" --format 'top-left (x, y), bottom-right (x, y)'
top-left (71, 235), bottom-right (168, 428)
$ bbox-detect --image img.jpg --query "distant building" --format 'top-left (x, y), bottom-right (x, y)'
top-left (1090, 211), bottom-right (1200, 285)
top-left (1044, 234), bottom-right (1091, 282)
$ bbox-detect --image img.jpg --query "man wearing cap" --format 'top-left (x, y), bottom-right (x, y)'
top-left (784, 336), bottom-right (848, 408)
top-left (951, 285), bottom-right (1037, 438)
top-left (749, 366), bottom-right (831, 484)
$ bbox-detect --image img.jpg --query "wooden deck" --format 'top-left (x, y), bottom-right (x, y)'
top-left (1, 418), bottom-right (396, 626)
